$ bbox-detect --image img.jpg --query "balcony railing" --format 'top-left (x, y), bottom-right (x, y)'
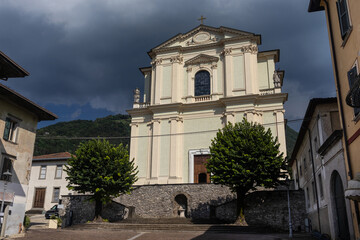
top-left (194, 95), bottom-right (211, 102)
top-left (259, 89), bottom-right (275, 95)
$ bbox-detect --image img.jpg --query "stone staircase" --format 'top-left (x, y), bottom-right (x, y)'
top-left (67, 218), bottom-right (268, 233)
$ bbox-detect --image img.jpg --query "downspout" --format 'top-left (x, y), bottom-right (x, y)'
top-left (295, 159), bottom-right (300, 189)
top-left (308, 129), bottom-right (322, 233)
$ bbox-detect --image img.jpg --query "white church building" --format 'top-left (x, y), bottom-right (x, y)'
top-left (127, 24), bottom-right (288, 185)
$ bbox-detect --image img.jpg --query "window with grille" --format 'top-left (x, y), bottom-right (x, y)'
top-left (195, 71), bottom-right (210, 96)
top-left (39, 166), bottom-right (47, 179)
top-left (55, 165), bottom-right (62, 179)
top-left (52, 187), bottom-right (60, 203)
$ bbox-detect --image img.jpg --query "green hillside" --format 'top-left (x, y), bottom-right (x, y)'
top-left (34, 114), bottom-right (131, 156)
top-left (34, 115), bottom-right (298, 158)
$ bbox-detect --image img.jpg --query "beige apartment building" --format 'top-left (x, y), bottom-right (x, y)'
top-left (127, 25), bottom-right (287, 185)
top-left (26, 152), bottom-right (72, 212)
top-left (308, 0), bottom-right (360, 238)
top-left (0, 51), bottom-right (57, 236)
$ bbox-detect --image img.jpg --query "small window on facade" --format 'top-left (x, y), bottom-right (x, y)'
top-left (55, 165), bottom-right (62, 179)
top-left (300, 165), bottom-right (303, 176)
top-left (52, 187), bottom-right (60, 203)
top-left (195, 70), bottom-right (210, 96)
top-left (303, 158), bottom-right (307, 170)
top-left (0, 158), bottom-right (12, 181)
top-left (312, 181), bottom-right (316, 204)
top-left (318, 174), bottom-right (324, 199)
top-left (39, 166), bottom-right (47, 179)
top-left (348, 66), bottom-right (360, 116)
top-left (336, 0), bottom-right (351, 39)
top-left (306, 187), bottom-right (310, 208)
top-left (3, 117), bottom-right (18, 142)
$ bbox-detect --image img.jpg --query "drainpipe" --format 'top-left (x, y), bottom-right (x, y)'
top-left (308, 129), bottom-right (322, 233)
top-left (323, 0), bottom-right (360, 230)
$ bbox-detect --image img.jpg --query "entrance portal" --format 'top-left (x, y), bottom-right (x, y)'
top-left (33, 188), bottom-right (46, 208)
top-left (332, 171), bottom-right (350, 240)
top-left (194, 155), bottom-right (210, 183)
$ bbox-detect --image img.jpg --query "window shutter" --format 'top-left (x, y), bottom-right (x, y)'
top-left (348, 67), bottom-right (360, 116)
top-left (3, 119), bottom-right (11, 140)
top-left (337, 0), bottom-right (350, 39)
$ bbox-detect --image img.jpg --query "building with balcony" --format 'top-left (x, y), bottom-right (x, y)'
top-left (308, 0), bottom-right (360, 238)
top-left (127, 25), bottom-right (287, 185)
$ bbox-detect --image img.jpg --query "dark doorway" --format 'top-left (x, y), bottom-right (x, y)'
top-left (332, 171), bottom-right (350, 240)
top-left (33, 188), bottom-right (46, 208)
top-left (194, 155), bottom-right (210, 183)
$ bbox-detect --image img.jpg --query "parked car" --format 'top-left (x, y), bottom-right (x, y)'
top-left (45, 205), bottom-right (58, 219)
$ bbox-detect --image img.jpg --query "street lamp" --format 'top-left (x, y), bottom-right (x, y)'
top-left (1, 170), bottom-right (12, 213)
top-left (285, 175), bottom-right (293, 239)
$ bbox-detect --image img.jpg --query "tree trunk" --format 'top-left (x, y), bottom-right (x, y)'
top-left (235, 190), bottom-right (247, 226)
top-left (94, 198), bottom-right (103, 222)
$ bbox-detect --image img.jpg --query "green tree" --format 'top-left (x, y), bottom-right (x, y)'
top-left (65, 140), bottom-right (138, 219)
top-left (206, 119), bottom-right (285, 223)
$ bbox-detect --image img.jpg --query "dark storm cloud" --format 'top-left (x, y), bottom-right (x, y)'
top-left (0, 0), bottom-right (335, 129)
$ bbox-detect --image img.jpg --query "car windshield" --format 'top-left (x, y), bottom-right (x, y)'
top-left (50, 205), bottom-right (57, 210)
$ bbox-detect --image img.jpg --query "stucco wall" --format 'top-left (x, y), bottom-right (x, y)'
top-left (0, 98), bottom-right (38, 236)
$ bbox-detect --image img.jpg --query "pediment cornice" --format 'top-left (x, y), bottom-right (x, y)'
top-left (185, 54), bottom-right (219, 66)
top-left (148, 25), bottom-right (261, 58)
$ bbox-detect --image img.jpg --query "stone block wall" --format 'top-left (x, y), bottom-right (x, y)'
top-left (114, 183), bottom-right (235, 219)
top-left (59, 184), bottom-right (306, 232)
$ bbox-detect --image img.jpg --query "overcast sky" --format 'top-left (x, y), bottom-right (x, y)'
top-left (0, 0), bottom-right (335, 131)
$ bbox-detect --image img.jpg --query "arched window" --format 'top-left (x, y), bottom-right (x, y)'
top-left (195, 70), bottom-right (210, 96)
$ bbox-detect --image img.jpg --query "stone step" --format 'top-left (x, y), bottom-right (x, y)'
top-left (68, 222), bottom-right (265, 233)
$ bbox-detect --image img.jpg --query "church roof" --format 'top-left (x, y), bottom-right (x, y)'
top-left (147, 25), bottom-right (261, 58)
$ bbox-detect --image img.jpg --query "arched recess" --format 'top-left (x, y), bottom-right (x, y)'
top-left (195, 70), bottom-right (211, 96)
top-left (331, 170), bottom-right (350, 240)
top-left (172, 192), bottom-right (190, 218)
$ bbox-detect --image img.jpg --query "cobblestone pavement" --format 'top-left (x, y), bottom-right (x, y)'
top-left (13, 229), bottom-right (311, 240)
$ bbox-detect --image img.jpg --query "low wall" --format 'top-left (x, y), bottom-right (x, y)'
top-left (60, 184), bottom-right (306, 231)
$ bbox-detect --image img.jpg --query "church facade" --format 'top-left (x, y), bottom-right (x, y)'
top-left (127, 25), bottom-right (287, 185)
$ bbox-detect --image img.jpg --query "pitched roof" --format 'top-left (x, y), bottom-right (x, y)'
top-left (0, 51), bottom-right (29, 79)
top-left (289, 97), bottom-right (337, 165)
top-left (33, 152), bottom-right (72, 161)
top-left (0, 83), bottom-right (58, 121)
top-left (308, 0), bottom-right (324, 12)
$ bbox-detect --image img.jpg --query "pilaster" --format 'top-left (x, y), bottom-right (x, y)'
top-left (211, 63), bottom-right (219, 100)
top-left (171, 55), bottom-right (183, 103)
top-left (129, 122), bottom-right (139, 168)
top-left (150, 119), bottom-right (161, 183)
top-left (168, 117), bottom-right (183, 183)
top-left (223, 48), bottom-right (233, 97)
top-left (274, 110), bottom-right (286, 157)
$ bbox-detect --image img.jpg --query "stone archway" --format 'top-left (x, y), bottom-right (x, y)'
top-left (331, 171), bottom-right (350, 240)
top-left (173, 193), bottom-right (189, 218)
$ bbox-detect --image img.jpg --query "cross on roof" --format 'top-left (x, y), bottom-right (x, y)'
top-left (198, 15), bottom-right (206, 25)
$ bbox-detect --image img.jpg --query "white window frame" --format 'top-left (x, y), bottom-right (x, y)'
top-left (39, 165), bottom-right (47, 179)
top-left (55, 165), bottom-right (63, 179)
top-left (52, 187), bottom-right (60, 203)
top-left (188, 149), bottom-right (210, 183)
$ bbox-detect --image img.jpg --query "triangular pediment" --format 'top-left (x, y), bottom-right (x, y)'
top-left (185, 54), bottom-right (219, 66)
top-left (149, 25), bottom-right (261, 56)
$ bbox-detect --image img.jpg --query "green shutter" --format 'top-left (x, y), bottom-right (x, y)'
top-left (3, 118), bottom-right (11, 140)
top-left (337, 0), bottom-right (351, 39)
top-left (348, 67), bottom-right (360, 116)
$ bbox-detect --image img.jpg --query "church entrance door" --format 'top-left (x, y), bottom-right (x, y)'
top-left (194, 155), bottom-right (210, 183)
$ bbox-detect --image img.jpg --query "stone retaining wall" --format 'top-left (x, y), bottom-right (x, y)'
top-left (60, 184), bottom-right (306, 231)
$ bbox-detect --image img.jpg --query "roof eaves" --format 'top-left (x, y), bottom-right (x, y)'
top-left (0, 83), bottom-right (58, 121)
top-left (308, 0), bottom-right (325, 12)
top-left (0, 51), bottom-right (29, 78)
top-left (289, 97), bottom-right (337, 165)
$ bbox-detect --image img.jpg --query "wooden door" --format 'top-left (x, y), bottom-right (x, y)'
top-left (194, 155), bottom-right (210, 183)
top-left (33, 188), bottom-right (46, 208)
